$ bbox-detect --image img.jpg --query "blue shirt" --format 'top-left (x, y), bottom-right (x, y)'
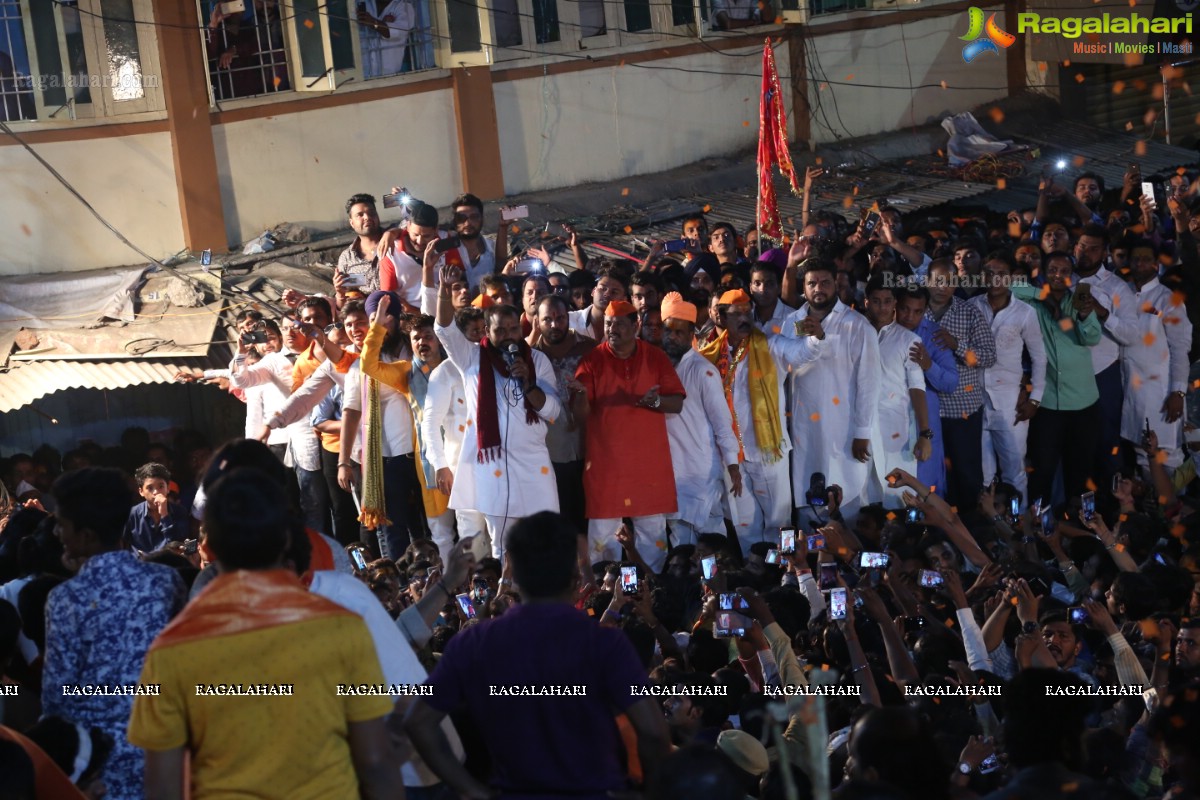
top-left (42, 550), bottom-right (185, 800)
top-left (123, 500), bottom-right (191, 553)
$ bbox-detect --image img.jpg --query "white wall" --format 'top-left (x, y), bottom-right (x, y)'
top-left (212, 88), bottom-right (462, 246)
top-left (493, 46), bottom-right (774, 195)
top-left (0, 132), bottom-right (183, 276)
top-left (806, 9), bottom-right (1010, 143)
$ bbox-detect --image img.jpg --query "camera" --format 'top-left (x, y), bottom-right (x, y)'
top-left (240, 330), bottom-right (267, 345)
top-left (806, 472), bottom-right (827, 507)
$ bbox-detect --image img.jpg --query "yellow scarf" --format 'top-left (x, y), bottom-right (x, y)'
top-left (699, 329), bottom-right (784, 463)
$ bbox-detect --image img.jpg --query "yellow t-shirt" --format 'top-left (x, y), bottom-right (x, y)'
top-left (128, 614), bottom-right (392, 799)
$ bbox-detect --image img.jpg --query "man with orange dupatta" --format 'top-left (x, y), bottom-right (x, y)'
top-left (129, 469), bottom-right (401, 800)
top-left (698, 289), bottom-right (825, 555)
top-left (570, 300), bottom-right (686, 572)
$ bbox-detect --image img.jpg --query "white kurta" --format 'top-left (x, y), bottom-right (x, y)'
top-left (1121, 277), bottom-right (1193, 459)
top-left (434, 321), bottom-right (561, 517)
top-left (421, 359), bottom-right (467, 473)
top-left (667, 348), bottom-right (739, 528)
top-left (785, 300), bottom-right (882, 515)
top-left (873, 323), bottom-right (924, 502)
top-left (1077, 267), bottom-right (1140, 373)
top-left (229, 351), bottom-right (319, 470)
top-left (359, 0), bottom-right (416, 79)
top-left (970, 294), bottom-right (1048, 415)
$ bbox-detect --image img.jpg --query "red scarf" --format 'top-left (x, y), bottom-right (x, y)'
top-left (476, 337), bottom-right (539, 463)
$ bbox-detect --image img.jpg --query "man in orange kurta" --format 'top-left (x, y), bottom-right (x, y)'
top-left (571, 300), bottom-right (686, 572)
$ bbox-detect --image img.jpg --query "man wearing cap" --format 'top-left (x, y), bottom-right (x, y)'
top-left (660, 292), bottom-right (742, 545)
top-left (786, 260), bottom-right (882, 517)
top-left (379, 201), bottom-right (464, 311)
top-left (433, 266), bottom-right (561, 562)
top-left (700, 288), bottom-right (824, 553)
top-left (571, 300), bottom-right (686, 571)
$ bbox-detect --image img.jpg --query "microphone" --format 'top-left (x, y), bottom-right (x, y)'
top-left (502, 342), bottom-right (520, 368)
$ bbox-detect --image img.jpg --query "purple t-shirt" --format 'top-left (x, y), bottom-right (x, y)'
top-left (424, 602), bottom-right (651, 799)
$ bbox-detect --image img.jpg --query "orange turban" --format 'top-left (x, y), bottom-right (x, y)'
top-left (605, 300), bottom-right (638, 318)
top-left (718, 289), bottom-right (752, 307)
top-left (660, 291), bottom-right (697, 324)
top-left (471, 294), bottom-right (495, 309)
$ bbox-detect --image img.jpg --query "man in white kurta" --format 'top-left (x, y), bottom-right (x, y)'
top-left (1123, 243), bottom-right (1193, 470)
top-left (699, 289), bottom-right (824, 554)
top-left (433, 267), bottom-right (560, 561)
top-left (422, 309), bottom-right (489, 561)
top-left (659, 293), bottom-right (741, 544)
top-left (863, 282), bottom-right (930, 505)
top-left (785, 263), bottom-right (882, 518)
top-left (971, 255), bottom-right (1047, 507)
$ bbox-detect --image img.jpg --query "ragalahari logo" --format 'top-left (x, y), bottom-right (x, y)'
top-left (960, 7), bottom-right (1017, 63)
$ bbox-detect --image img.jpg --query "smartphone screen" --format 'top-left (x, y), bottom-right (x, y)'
top-left (701, 555), bottom-right (717, 581)
top-left (1040, 510), bottom-right (1055, 537)
top-left (348, 547), bottom-right (367, 572)
top-left (780, 528), bottom-right (796, 553)
top-left (1142, 181), bottom-right (1155, 200)
top-left (859, 552), bottom-right (889, 569)
top-left (718, 592), bottom-right (750, 611)
top-left (765, 549), bottom-right (780, 565)
top-left (456, 593), bottom-right (477, 619)
top-left (906, 507), bottom-right (922, 523)
top-left (829, 588), bottom-right (848, 620)
top-left (1081, 491), bottom-right (1096, 522)
top-left (816, 561), bottom-right (835, 592)
top-left (620, 565), bottom-right (639, 595)
top-left (806, 533), bottom-right (825, 551)
top-left (382, 192), bottom-right (402, 209)
top-left (713, 610), bottom-right (752, 638)
top-left (1068, 605), bottom-right (1089, 625)
top-left (919, 569), bottom-right (943, 588)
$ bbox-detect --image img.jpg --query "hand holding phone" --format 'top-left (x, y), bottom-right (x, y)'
top-left (701, 555), bottom-right (718, 581)
top-left (829, 587), bottom-right (848, 620)
top-left (780, 528), bottom-right (797, 554)
top-left (620, 565), bottom-right (639, 595)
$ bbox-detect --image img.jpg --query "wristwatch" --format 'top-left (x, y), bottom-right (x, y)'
top-left (958, 762), bottom-right (973, 776)
top-left (919, 429), bottom-right (934, 440)
top-left (650, 394), bottom-right (661, 410)
top-left (1022, 620), bottom-right (1038, 635)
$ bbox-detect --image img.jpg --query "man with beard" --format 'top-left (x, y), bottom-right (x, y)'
top-left (1072, 225), bottom-right (1139, 501)
top-left (863, 278), bottom-right (932, 504)
top-left (379, 201), bottom-right (464, 310)
top-left (360, 298), bottom-right (455, 567)
top-left (894, 286), bottom-right (958, 498)
top-left (448, 193), bottom-right (498, 289)
top-left (1122, 240), bottom-right (1193, 471)
top-left (519, 273), bottom-right (551, 339)
top-left (570, 301), bottom-right (685, 571)
top-left (423, 307), bottom-right (489, 561)
top-left (1174, 620), bottom-right (1200, 685)
top-left (660, 293), bottom-right (741, 545)
top-left (569, 265), bottom-right (629, 341)
top-left (338, 291), bottom-right (422, 560)
top-left (533, 294), bottom-right (596, 537)
top-left (700, 289), bottom-right (823, 553)
top-left (334, 193), bottom-right (385, 308)
top-left (786, 261), bottom-right (882, 517)
top-left (433, 266), bottom-right (561, 562)
top-left (924, 258), bottom-right (997, 509)
top-left (258, 301), bottom-right (367, 546)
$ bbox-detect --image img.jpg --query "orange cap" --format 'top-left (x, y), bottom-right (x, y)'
top-left (718, 289), bottom-right (752, 306)
top-left (605, 300), bottom-right (638, 318)
top-left (471, 294), bottom-right (495, 309)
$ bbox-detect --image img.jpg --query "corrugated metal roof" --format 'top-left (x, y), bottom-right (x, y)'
top-left (0, 354), bottom-right (230, 414)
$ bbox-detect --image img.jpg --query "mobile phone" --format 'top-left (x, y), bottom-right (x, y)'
top-left (470, 577), bottom-right (492, 604)
top-left (1075, 282), bottom-right (1092, 300)
top-left (513, 257), bottom-right (545, 274)
top-left (1154, 552), bottom-right (1168, 565)
top-left (1142, 181), bottom-right (1155, 200)
top-left (903, 616), bottom-right (925, 634)
top-left (1040, 510), bottom-right (1055, 537)
top-left (1032, 497), bottom-right (1044, 518)
top-left (806, 472), bottom-right (827, 507)
top-left (434, 234), bottom-right (462, 254)
top-left (240, 330), bottom-right (267, 344)
top-left (456, 593), bottom-right (477, 619)
top-left (1112, 473), bottom-right (1122, 493)
top-left (219, 0), bottom-right (246, 15)
top-left (829, 587), bottom-right (848, 620)
top-left (662, 239), bottom-right (690, 253)
top-left (1009, 496), bottom-right (1020, 519)
top-left (863, 211), bottom-right (882, 236)
top-left (500, 204), bottom-right (529, 222)
top-left (859, 552), bottom-right (889, 569)
top-left (340, 269), bottom-right (367, 289)
top-left (918, 569), bottom-right (944, 588)
top-left (348, 546), bottom-right (368, 572)
top-left (718, 592), bottom-right (750, 611)
top-left (1142, 417), bottom-right (1153, 448)
top-left (906, 507), bottom-right (922, 523)
top-left (806, 533), bottom-right (826, 551)
top-left (1068, 605), bottom-right (1089, 625)
top-left (818, 562), bottom-right (839, 589)
top-left (382, 191), bottom-right (407, 209)
top-left (780, 528), bottom-right (796, 553)
top-left (183, 538), bottom-right (199, 555)
top-left (701, 555), bottom-right (718, 581)
top-left (1080, 491), bottom-right (1096, 522)
top-left (979, 754), bottom-right (1001, 775)
top-left (713, 610), bottom-right (752, 638)
top-left (620, 565), bottom-right (639, 595)
top-left (200, 249), bottom-right (212, 267)
top-left (765, 549), bottom-right (780, 565)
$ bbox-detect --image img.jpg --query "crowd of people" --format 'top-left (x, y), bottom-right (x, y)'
top-left (3, 163), bottom-right (1200, 799)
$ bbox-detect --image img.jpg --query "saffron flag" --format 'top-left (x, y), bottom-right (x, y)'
top-left (757, 38), bottom-right (800, 243)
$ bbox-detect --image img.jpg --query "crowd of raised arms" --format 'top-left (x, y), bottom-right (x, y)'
top-left (4, 163), bottom-right (1200, 800)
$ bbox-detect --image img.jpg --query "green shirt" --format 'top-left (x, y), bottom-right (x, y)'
top-left (1011, 285), bottom-right (1102, 411)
